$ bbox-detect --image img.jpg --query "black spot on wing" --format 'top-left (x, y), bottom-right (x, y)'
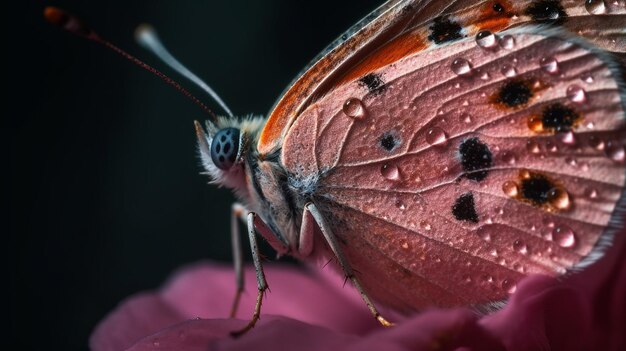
top-left (525, 0), bottom-right (567, 25)
top-left (428, 16), bottom-right (464, 44)
top-left (380, 133), bottom-right (398, 151)
top-left (459, 138), bottom-right (493, 181)
top-left (497, 80), bottom-right (533, 108)
top-left (452, 193), bottom-right (479, 223)
top-left (520, 173), bottom-right (554, 205)
top-left (359, 73), bottom-right (386, 94)
top-left (541, 103), bottom-right (579, 132)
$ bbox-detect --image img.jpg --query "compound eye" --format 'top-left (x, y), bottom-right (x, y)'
top-left (210, 128), bottom-right (240, 170)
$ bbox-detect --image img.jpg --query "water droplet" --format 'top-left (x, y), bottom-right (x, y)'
top-left (566, 85), bottom-right (587, 104)
top-left (604, 140), bottom-right (625, 162)
top-left (585, 187), bottom-right (599, 199)
top-left (586, 121), bottom-right (595, 130)
top-left (380, 164), bottom-right (401, 181)
top-left (395, 200), bottom-right (406, 211)
top-left (420, 221), bottom-right (432, 231)
top-left (585, 0), bottom-right (608, 14)
top-left (451, 58), bottom-right (473, 76)
top-left (502, 279), bottom-right (518, 294)
top-left (401, 241), bottom-right (409, 249)
top-left (502, 181), bottom-right (519, 197)
top-left (526, 140), bottom-right (541, 154)
top-left (558, 131), bottom-right (576, 145)
top-left (464, 275), bottom-right (472, 283)
top-left (565, 157), bottom-right (577, 166)
top-left (483, 275), bottom-right (494, 283)
top-left (540, 56), bottom-right (559, 74)
top-left (546, 141), bottom-right (559, 153)
top-left (502, 152), bottom-right (516, 165)
top-left (501, 64), bottom-right (517, 77)
top-left (481, 72), bottom-right (491, 80)
top-left (581, 73), bottom-right (595, 83)
top-left (580, 162), bottom-right (590, 171)
top-left (552, 225), bottom-right (577, 248)
top-left (513, 239), bottom-right (528, 254)
top-left (548, 188), bottom-right (571, 210)
top-left (460, 112), bottom-right (472, 124)
top-left (589, 136), bottom-right (605, 150)
top-left (490, 249), bottom-right (499, 257)
top-left (476, 30), bottom-right (498, 48)
top-left (343, 98), bottom-right (365, 119)
top-left (426, 127), bottom-right (448, 146)
top-left (499, 35), bottom-right (515, 49)
top-left (528, 116), bottom-right (544, 132)
top-left (477, 227), bottom-right (492, 242)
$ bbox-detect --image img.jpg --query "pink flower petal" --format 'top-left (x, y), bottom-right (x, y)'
top-left (90, 262), bottom-right (377, 351)
top-left (482, 225), bottom-right (626, 351)
top-left (159, 262), bottom-right (378, 334)
top-left (91, 225), bottom-right (626, 351)
top-left (125, 310), bottom-right (504, 351)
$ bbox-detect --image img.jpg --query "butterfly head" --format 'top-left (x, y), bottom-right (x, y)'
top-left (195, 116), bottom-right (265, 190)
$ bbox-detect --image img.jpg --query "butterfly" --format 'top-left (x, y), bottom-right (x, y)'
top-left (46, 0), bottom-right (626, 335)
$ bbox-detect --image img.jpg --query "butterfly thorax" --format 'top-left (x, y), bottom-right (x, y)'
top-left (198, 115), bottom-right (310, 255)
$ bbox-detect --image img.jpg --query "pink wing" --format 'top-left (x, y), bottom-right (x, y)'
top-left (260, 0), bottom-right (626, 154)
top-left (282, 29), bottom-right (626, 311)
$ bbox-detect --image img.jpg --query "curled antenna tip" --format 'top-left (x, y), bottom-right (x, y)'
top-left (43, 6), bottom-right (98, 39)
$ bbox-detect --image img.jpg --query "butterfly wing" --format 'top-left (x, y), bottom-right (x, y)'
top-left (260, 0), bottom-right (626, 154)
top-left (281, 28), bottom-right (626, 310)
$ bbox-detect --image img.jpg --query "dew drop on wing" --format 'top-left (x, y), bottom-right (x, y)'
top-left (499, 35), bottom-right (515, 49)
top-left (501, 64), bottom-right (517, 77)
top-left (552, 225), bottom-right (576, 248)
top-left (426, 127), bottom-right (448, 146)
top-left (513, 239), bottom-right (528, 254)
top-left (380, 163), bottom-right (401, 181)
top-left (585, 0), bottom-right (607, 14)
top-left (605, 141), bottom-right (625, 163)
top-left (540, 56), bottom-right (559, 74)
top-left (451, 58), bottom-right (473, 76)
top-left (475, 30), bottom-right (498, 49)
top-left (566, 85), bottom-right (587, 104)
top-left (343, 98), bottom-right (366, 119)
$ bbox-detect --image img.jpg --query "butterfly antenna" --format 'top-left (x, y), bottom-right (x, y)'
top-left (43, 6), bottom-right (217, 121)
top-left (135, 24), bottom-right (234, 118)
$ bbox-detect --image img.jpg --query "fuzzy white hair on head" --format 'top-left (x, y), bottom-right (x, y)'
top-left (196, 115), bottom-right (265, 190)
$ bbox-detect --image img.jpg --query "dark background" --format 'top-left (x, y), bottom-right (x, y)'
top-left (7, 0), bottom-right (380, 349)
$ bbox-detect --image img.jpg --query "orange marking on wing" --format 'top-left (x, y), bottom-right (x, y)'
top-left (259, 23), bottom-right (384, 154)
top-left (260, 30), bottom-right (427, 153)
top-left (474, 0), bottom-right (515, 33)
top-left (259, 114), bottom-right (288, 151)
top-left (259, 4), bottom-right (416, 154)
top-left (333, 31), bottom-right (427, 87)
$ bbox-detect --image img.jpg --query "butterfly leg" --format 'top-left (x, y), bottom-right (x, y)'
top-left (303, 203), bottom-right (394, 327)
top-left (231, 211), bottom-right (288, 337)
top-left (229, 203), bottom-right (247, 318)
